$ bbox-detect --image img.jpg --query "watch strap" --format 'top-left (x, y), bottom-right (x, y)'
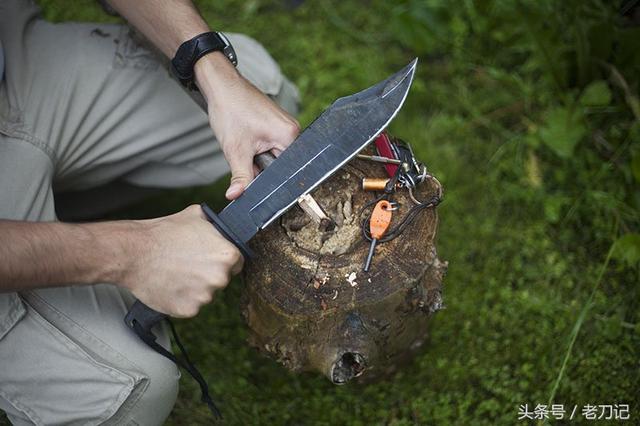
top-left (171, 31), bottom-right (236, 90)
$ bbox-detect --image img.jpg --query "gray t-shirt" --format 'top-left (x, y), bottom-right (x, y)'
top-left (0, 41), bottom-right (4, 81)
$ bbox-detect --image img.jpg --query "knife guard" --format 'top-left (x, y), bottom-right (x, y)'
top-left (200, 203), bottom-right (255, 260)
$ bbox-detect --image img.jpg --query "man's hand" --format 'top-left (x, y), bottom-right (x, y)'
top-left (195, 54), bottom-right (300, 200)
top-left (121, 205), bottom-right (243, 317)
top-left (0, 206), bottom-right (242, 319)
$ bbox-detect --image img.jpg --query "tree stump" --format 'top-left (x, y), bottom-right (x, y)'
top-left (242, 149), bottom-right (447, 384)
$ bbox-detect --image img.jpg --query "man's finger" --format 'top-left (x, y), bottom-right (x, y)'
top-left (225, 151), bottom-right (255, 200)
top-left (274, 117), bottom-right (300, 150)
top-left (230, 254), bottom-right (244, 275)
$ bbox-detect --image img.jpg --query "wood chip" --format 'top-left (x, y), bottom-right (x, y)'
top-left (345, 272), bottom-right (358, 287)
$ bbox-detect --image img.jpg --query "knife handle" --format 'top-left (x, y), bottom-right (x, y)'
top-left (124, 299), bottom-right (167, 335)
top-left (125, 203), bottom-right (254, 333)
top-left (255, 151), bottom-right (276, 170)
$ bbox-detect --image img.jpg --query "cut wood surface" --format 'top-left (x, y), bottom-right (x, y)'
top-left (242, 151), bottom-right (447, 384)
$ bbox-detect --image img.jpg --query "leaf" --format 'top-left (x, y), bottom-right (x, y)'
top-left (525, 150), bottom-right (542, 188)
top-left (579, 80), bottom-right (612, 106)
top-left (543, 198), bottom-right (562, 223)
top-left (543, 195), bottom-right (569, 224)
top-left (538, 107), bottom-right (586, 158)
top-left (612, 234), bottom-right (640, 268)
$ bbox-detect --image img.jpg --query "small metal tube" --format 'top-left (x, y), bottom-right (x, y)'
top-left (362, 178), bottom-right (390, 191)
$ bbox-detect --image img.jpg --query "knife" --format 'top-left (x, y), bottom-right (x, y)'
top-left (124, 58), bottom-right (417, 356)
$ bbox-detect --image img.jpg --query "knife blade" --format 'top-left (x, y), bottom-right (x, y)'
top-left (254, 152), bottom-right (332, 226)
top-left (216, 58), bottom-right (417, 245)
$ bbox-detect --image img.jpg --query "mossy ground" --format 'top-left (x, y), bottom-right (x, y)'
top-left (3, 1), bottom-right (639, 425)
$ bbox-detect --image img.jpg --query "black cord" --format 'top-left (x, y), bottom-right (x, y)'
top-left (360, 137), bottom-right (442, 256)
top-left (360, 194), bottom-right (441, 243)
top-left (167, 319), bottom-right (222, 419)
top-left (131, 319), bottom-right (223, 420)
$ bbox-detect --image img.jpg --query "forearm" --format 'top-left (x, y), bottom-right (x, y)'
top-left (106, 0), bottom-right (208, 57)
top-left (106, 0), bottom-right (239, 101)
top-left (0, 220), bottom-right (139, 292)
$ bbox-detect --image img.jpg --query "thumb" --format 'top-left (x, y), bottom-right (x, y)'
top-left (225, 153), bottom-right (255, 200)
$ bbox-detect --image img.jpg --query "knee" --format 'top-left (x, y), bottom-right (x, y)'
top-left (113, 354), bottom-right (180, 425)
top-left (140, 354), bottom-right (180, 413)
top-left (226, 32), bottom-right (301, 113)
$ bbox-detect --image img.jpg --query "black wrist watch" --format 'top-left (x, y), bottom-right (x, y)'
top-left (171, 31), bottom-right (237, 90)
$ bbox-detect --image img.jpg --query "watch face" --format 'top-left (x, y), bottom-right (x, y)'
top-left (218, 32), bottom-right (238, 66)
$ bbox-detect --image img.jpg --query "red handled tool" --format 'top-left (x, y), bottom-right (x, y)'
top-left (374, 132), bottom-right (400, 178)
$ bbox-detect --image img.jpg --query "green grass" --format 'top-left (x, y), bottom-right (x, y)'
top-left (4, 0), bottom-right (638, 424)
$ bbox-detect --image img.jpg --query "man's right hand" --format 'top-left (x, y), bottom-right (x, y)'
top-left (121, 205), bottom-right (243, 318)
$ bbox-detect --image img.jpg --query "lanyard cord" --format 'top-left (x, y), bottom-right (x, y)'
top-left (130, 318), bottom-right (222, 419)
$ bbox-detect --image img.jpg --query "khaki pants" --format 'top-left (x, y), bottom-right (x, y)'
top-left (0, 1), bottom-right (299, 424)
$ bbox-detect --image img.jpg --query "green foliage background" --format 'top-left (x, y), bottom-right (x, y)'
top-left (8, 0), bottom-right (640, 424)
